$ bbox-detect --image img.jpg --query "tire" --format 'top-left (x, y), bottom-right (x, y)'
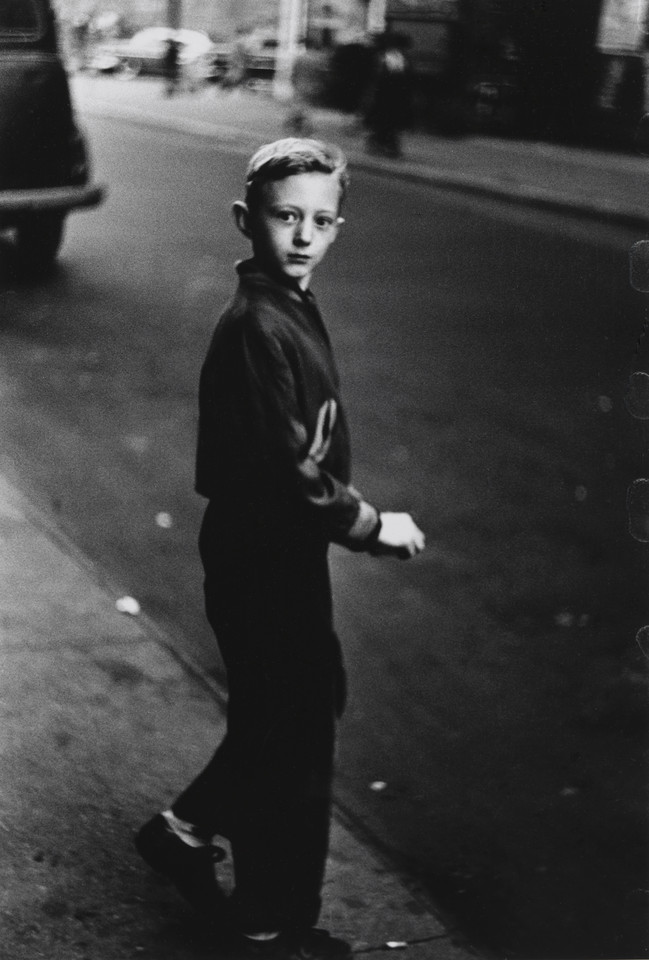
top-left (123, 58), bottom-right (142, 78)
top-left (15, 214), bottom-right (66, 273)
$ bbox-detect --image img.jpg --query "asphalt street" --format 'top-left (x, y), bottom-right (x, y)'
top-left (0, 112), bottom-right (647, 959)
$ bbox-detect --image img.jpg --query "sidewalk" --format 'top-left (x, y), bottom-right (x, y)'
top-left (73, 74), bottom-right (649, 230)
top-left (0, 471), bottom-right (478, 960)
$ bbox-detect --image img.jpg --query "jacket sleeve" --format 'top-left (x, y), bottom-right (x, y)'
top-left (241, 320), bottom-right (380, 550)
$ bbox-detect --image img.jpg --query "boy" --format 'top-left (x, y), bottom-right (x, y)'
top-left (135, 139), bottom-right (425, 959)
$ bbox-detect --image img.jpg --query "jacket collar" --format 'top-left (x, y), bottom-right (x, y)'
top-left (236, 258), bottom-right (315, 306)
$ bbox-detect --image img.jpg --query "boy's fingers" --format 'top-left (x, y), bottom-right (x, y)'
top-left (399, 538), bottom-right (423, 560)
top-left (409, 533), bottom-right (425, 556)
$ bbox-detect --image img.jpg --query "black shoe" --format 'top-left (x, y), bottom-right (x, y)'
top-left (134, 813), bottom-right (229, 921)
top-left (234, 928), bottom-right (352, 959)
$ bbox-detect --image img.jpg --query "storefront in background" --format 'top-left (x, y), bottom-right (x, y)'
top-left (384, 0), bottom-right (467, 130)
top-left (596, 0), bottom-right (649, 117)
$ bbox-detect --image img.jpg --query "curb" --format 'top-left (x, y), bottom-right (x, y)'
top-left (82, 98), bottom-right (649, 231)
top-left (79, 101), bottom-right (271, 155)
top-left (348, 158), bottom-right (649, 232)
top-left (0, 474), bottom-right (230, 711)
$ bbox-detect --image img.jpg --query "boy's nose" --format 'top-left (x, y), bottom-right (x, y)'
top-left (294, 218), bottom-right (313, 246)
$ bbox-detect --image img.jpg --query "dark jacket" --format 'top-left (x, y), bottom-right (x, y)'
top-left (195, 259), bottom-right (379, 558)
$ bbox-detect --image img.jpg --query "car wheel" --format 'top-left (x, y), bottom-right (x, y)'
top-left (123, 58), bottom-right (142, 78)
top-left (15, 214), bottom-right (66, 273)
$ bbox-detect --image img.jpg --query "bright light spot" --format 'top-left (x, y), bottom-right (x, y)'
top-left (554, 611), bottom-right (574, 628)
top-left (116, 596), bottom-right (140, 616)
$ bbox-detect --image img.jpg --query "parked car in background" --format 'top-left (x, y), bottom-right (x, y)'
top-left (113, 27), bottom-right (219, 84)
top-left (0, 0), bottom-right (104, 271)
top-left (242, 29), bottom-right (280, 84)
top-left (232, 29), bottom-right (305, 87)
top-left (87, 43), bottom-right (122, 74)
top-left (204, 33), bottom-right (233, 82)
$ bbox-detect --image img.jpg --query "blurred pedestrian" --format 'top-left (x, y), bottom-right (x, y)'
top-left (364, 32), bottom-right (413, 158)
top-left (163, 37), bottom-right (181, 97)
top-left (72, 15), bottom-right (90, 71)
top-left (284, 53), bottom-right (316, 137)
top-left (134, 137), bottom-right (425, 959)
top-left (221, 33), bottom-right (247, 91)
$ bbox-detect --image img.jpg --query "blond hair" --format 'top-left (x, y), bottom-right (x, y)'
top-left (244, 138), bottom-right (349, 212)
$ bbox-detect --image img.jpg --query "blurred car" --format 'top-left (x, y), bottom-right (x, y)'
top-left (236, 29), bottom-right (305, 86)
top-left (114, 27), bottom-right (219, 82)
top-left (0, 0), bottom-right (104, 270)
top-left (87, 43), bottom-right (122, 74)
top-left (202, 32), bottom-right (234, 82)
top-left (242, 29), bottom-right (280, 84)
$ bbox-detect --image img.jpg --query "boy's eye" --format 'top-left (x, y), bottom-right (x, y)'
top-left (315, 217), bottom-right (335, 229)
top-left (276, 210), bottom-right (298, 223)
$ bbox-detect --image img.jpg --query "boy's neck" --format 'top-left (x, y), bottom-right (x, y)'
top-left (242, 257), bottom-right (312, 296)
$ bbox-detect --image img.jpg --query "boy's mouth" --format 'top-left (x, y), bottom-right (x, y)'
top-left (287, 254), bottom-right (310, 263)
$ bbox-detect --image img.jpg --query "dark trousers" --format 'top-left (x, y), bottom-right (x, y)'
top-left (173, 503), bottom-right (345, 932)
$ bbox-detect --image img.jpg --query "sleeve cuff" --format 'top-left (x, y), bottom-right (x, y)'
top-left (347, 500), bottom-right (380, 543)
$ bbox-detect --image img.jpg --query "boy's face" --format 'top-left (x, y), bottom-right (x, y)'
top-left (238, 172), bottom-right (343, 290)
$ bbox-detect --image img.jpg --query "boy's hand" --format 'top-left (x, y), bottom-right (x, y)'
top-left (372, 512), bottom-right (425, 559)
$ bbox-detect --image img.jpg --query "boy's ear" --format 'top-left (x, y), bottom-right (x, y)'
top-left (232, 201), bottom-right (252, 238)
